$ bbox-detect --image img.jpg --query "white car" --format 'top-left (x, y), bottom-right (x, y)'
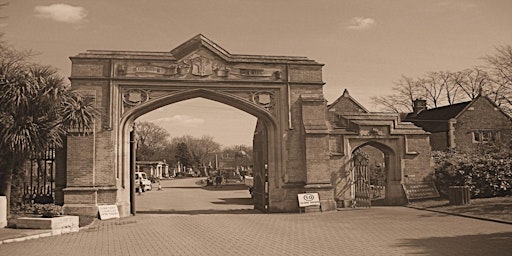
top-left (244, 176), bottom-right (254, 198)
top-left (135, 172), bottom-right (152, 192)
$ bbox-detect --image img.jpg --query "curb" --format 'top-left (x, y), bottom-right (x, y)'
top-left (0, 230), bottom-right (53, 245)
top-left (0, 218), bottom-right (99, 245)
top-left (407, 205), bottom-right (512, 225)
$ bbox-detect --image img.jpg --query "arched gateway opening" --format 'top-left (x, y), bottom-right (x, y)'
top-left (349, 141), bottom-right (398, 207)
top-left (123, 89), bottom-right (277, 213)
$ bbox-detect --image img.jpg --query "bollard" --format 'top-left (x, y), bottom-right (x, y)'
top-left (0, 196), bottom-right (7, 228)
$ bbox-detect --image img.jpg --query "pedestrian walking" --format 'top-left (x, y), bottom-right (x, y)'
top-left (138, 178), bottom-right (143, 195)
top-left (215, 174), bottom-right (223, 188)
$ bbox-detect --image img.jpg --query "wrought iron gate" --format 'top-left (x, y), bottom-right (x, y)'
top-left (353, 149), bottom-right (371, 208)
top-left (23, 147), bottom-right (56, 205)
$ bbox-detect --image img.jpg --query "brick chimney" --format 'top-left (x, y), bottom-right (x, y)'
top-left (413, 99), bottom-right (427, 115)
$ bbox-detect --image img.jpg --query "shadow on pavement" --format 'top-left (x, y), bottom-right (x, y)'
top-left (212, 197), bottom-right (253, 205)
top-left (161, 185), bottom-right (248, 191)
top-left (395, 232), bottom-right (512, 256)
top-left (136, 209), bottom-right (260, 215)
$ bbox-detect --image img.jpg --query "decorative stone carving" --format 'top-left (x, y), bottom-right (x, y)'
top-left (188, 56), bottom-right (213, 77)
top-left (367, 128), bottom-right (382, 136)
top-left (252, 91), bottom-right (275, 112)
top-left (114, 59), bottom-right (282, 81)
top-left (116, 63), bottom-right (178, 77)
top-left (239, 68), bottom-right (281, 80)
top-left (123, 89), bottom-right (150, 106)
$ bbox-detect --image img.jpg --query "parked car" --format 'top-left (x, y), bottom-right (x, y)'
top-left (135, 172), bottom-right (152, 192)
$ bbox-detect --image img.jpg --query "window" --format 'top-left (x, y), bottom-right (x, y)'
top-left (472, 130), bottom-right (500, 143)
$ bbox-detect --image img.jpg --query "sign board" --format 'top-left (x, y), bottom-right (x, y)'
top-left (0, 196), bottom-right (7, 228)
top-left (98, 205), bottom-right (120, 220)
top-left (297, 193), bottom-right (321, 207)
top-left (402, 182), bottom-right (440, 200)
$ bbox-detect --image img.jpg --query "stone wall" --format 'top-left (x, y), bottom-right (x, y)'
top-left (454, 98), bottom-right (512, 151)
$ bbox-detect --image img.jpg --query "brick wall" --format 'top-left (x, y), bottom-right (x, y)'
top-left (286, 85), bottom-right (323, 183)
top-left (402, 135), bottom-right (432, 183)
top-left (71, 60), bottom-right (110, 77)
top-left (66, 135), bottom-right (95, 187)
top-left (288, 65), bottom-right (323, 83)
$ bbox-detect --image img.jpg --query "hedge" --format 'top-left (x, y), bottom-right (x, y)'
top-left (432, 146), bottom-right (512, 198)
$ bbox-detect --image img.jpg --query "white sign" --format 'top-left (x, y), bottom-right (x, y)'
top-left (297, 193), bottom-right (320, 207)
top-left (98, 205), bottom-right (120, 220)
top-left (0, 196), bottom-right (7, 228)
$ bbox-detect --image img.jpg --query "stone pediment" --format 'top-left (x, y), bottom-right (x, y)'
top-left (170, 34), bottom-right (232, 61)
top-left (115, 48), bottom-right (233, 79)
top-left (113, 35), bottom-right (286, 80)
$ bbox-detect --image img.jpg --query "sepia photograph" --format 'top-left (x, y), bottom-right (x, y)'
top-left (0, 1), bottom-right (511, 255)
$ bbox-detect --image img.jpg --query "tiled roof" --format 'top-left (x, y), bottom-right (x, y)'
top-left (403, 101), bottom-right (471, 132)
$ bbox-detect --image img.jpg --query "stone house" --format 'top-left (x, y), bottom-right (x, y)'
top-left (403, 96), bottom-right (512, 151)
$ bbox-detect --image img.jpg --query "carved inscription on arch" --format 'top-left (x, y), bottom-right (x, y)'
top-left (115, 53), bottom-right (283, 81)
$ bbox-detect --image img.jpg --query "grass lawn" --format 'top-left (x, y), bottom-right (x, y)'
top-left (408, 196), bottom-right (512, 223)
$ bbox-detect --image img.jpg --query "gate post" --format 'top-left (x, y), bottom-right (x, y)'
top-left (301, 94), bottom-right (336, 212)
top-left (62, 133), bottom-right (99, 218)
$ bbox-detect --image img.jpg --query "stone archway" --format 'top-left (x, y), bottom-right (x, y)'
top-left (62, 34), bottom-right (336, 218)
top-left (349, 140), bottom-right (401, 206)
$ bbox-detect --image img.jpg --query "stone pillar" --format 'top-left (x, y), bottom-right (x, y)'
top-left (301, 94), bottom-right (336, 212)
top-left (63, 133), bottom-right (99, 217)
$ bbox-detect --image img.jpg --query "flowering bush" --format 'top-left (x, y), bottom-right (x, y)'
top-left (432, 145), bottom-right (512, 198)
top-left (33, 204), bottom-right (63, 218)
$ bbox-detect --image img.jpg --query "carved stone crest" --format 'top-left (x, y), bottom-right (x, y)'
top-left (123, 89), bottom-right (149, 106)
top-left (189, 56), bottom-right (213, 77)
top-left (252, 91), bottom-right (275, 111)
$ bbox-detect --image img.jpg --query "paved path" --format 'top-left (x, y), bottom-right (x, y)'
top-left (135, 177), bottom-right (253, 214)
top-left (1, 178), bottom-right (511, 255)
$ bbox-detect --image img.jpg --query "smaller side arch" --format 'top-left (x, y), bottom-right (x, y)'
top-left (348, 139), bottom-right (406, 206)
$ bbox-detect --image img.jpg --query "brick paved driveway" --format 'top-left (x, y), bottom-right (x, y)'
top-left (1, 178), bottom-right (510, 256)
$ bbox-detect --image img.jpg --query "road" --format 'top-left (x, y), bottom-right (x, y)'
top-left (135, 177), bottom-right (254, 214)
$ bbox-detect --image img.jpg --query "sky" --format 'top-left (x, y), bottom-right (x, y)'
top-left (2, 0), bottom-right (511, 147)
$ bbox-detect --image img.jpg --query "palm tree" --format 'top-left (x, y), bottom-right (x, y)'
top-left (0, 44), bottom-right (98, 215)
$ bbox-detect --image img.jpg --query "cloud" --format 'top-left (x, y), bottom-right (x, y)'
top-left (347, 17), bottom-right (376, 30)
top-left (34, 4), bottom-right (87, 24)
top-left (153, 115), bottom-right (205, 127)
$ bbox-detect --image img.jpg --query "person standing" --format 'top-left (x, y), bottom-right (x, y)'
top-left (215, 174), bottom-right (223, 188)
